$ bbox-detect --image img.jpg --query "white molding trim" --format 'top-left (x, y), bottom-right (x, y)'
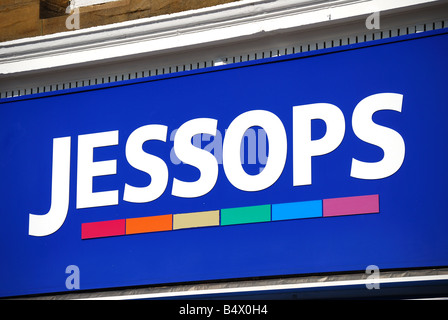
top-left (70, 0), bottom-right (119, 8)
top-left (79, 274), bottom-right (448, 300)
top-left (0, 0), bottom-right (439, 75)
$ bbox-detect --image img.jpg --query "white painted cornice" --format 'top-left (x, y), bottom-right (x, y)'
top-left (0, 0), bottom-right (440, 75)
top-left (70, 0), bottom-right (120, 8)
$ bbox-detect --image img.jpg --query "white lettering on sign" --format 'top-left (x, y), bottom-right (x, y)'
top-left (172, 118), bottom-right (219, 198)
top-left (223, 110), bottom-right (287, 192)
top-left (123, 124), bottom-right (169, 203)
top-left (293, 103), bottom-right (345, 186)
top-left (350, 93), bottom-right (405, 180)
top-left (76, 130), bottom-right (119, 209)
top-left (28, 137), bottom-right (71, 237)
top-left (28, 93), bottom-right (405, 236)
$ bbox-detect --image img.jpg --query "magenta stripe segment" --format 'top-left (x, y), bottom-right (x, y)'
top-left (323, 194), bottom-right (379, 217)
top-left (81, 219), bottom-right (126, 239)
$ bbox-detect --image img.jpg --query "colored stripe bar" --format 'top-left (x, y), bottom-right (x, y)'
top-left (323, 194), bottom-right (379, 217)
top-left (272, 200), bottom-right (322, 221)
top-left (81, 219), bottom-right (126, 239)
top-left (221, 204), bottom-right (271, 226)
top-left (173, 210), bottom-right (220, 230)
top-left (81, 194), bottom-right (380, 239)
top-left (126, 214), bottom-right (172, 235)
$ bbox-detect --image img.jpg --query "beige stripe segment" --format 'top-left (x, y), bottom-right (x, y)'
top-left (173, 210), bottom-right (220, 230)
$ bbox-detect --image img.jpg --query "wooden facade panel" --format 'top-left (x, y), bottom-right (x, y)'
top-left (0, 1), bottom-right (41, 42)
top-left (1, 0), bottom-right (240, 42)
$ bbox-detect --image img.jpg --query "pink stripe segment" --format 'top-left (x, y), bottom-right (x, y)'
top-left (81, 219), bottom-right (126, 239)
top-left (323, 194), bottom-right (379, 217)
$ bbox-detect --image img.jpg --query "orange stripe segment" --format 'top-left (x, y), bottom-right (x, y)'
top-left (126, 214), bottom-right (172, 235)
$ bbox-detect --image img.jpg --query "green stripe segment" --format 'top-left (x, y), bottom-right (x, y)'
top-left (220, 204), bottom-right (271, 226)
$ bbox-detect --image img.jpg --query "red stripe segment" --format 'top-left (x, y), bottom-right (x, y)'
top-left (323, 194), bottom-right (379, 217)
top-left (81, 219), bottom-right (126, 239)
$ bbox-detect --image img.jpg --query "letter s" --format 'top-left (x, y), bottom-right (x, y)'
top-left (171, 118), bottom-right (218, 198)
top-left (351, 93), bottom-right (405, 180)
top-left (123, 125), bottom-right (169, 203)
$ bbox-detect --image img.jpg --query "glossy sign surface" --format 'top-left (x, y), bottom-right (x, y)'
top-left (1, 29), bottom-right (448, 297)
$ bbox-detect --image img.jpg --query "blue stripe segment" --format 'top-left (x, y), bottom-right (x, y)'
top-left (272, 200), bottom-right (322, 221)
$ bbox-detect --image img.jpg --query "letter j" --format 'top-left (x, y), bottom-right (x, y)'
top-left (29, 137), bottom-right (71, 236)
